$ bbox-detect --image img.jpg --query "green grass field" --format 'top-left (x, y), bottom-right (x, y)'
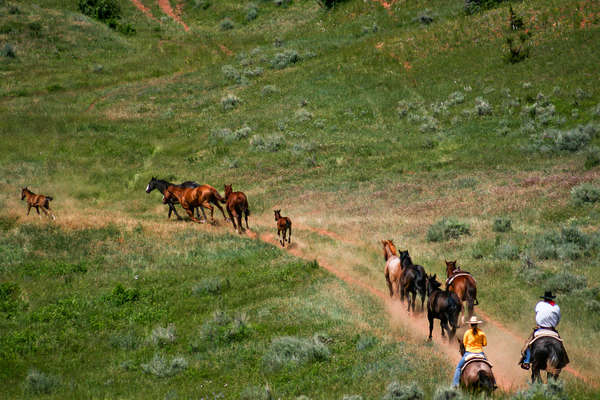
top-left (1, 0), bottom-right (600, 398)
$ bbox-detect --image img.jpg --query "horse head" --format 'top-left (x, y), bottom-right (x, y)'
top-left (274, 209), bottom-right (281, 221)
top-left (445, 260), bottom-right (458, 277)
top-left (146, 177), bottom-right (157, 193)
top-left (399, 250), bottom-right (410, 264)
top-left (426, 274), bottom-right (441, 295)
top-left (21, 187), bottom-right (28, 200)
top-left (224, 184), bottom-right (233, 198)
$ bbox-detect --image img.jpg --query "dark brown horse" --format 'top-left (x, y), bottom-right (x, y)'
top-left (382, 240), bottom-right (402, 300)
top-left (528, 335), bottom-right (569, 383)
top-left (458, 338), bottom-right (497, 393)
top-left (445, 260), bottom-right (478, 326)
top-left (224, 184), bottom-right (250, 234)
top-left (399, 250), bottom-right (426, 311)
top-left (162, 184), bottom-right (227, 224)
top-left (274, 209), bottom-right (292, 247)
top-left (426, 274), bottom-right (461, 342)
top-left (21, 187), bottom-right (55, 220)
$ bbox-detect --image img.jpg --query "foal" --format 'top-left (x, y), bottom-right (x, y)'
top-left (224, 184), bottom-right (250, 234)
top-left (274, 209), bottom-right (292, 246)
top-left (21, 187), bottom-right (55, 220)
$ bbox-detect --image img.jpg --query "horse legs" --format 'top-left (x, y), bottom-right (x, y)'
top-left (26, 204), bottom-right (32, 215)
top-left (427, 313), bottom-right (434, 341)
top-left (236, 212), bottom-right (244, 234)
top-left (385, 274), bottom-right (393, 297)
top-left (35, 206), bottom-right (41, 218)
top-left (169, 203), bottom-right (183, 220)
top-left (185, 206), bottom-right (205, 224)
top-left (197, 204), bottom-right (209, 223)
top-left (213, 201), bottom-right (228, 221)
top-left (531, 367), bottom-right (542, 384)
top-left (406, 288), bottom-right (411, 312)
top-left (45, 206), bottom-right (56, 220)
top-left (244, 209), bottom-right (249, 229)
top-left (467, 298), bottom-right (474, 321)
top-left (391, 281), bottom-right (400, 300)
top-left (287, 226), bottom-right (292, 244)
top-left (411, 291), bottom-right (417, 313)
top-left (278, 228), bottom-right (284, 246)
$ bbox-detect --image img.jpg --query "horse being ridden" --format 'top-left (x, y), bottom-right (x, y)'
top-left (146, 177), bottom-right (201, 220)
top-left (274, 209), bottom-right (292, 247)
top-left (21, 187), bottom-right (55, 220)
top-left (382, 240), bottom-right (402, 300)
top-left (399, 250), bottom-right (427, 311)
top-left (224, 184), bottom-right (250, 234)
top-left (426, 274), bottom-right (461, 342)
top-left (455, 319), bottom-right (497, 393)
top-left (162, 184), bottom-right (227, 224)
top-left (445, 260), bottom-right (478, 325)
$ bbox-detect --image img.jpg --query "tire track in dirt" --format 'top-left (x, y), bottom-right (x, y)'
top-left (249, 220), bottom-right (598, 391)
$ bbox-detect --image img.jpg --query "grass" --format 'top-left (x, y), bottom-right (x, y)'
top-left (1, 0), bottom-right (600, 398)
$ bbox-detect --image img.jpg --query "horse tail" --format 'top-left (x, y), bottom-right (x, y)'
top-left (46, 196), bottom-right (53, 202)
top-left (468, 284), bottom-right (478, 306)
top-left (477, 370), bottom-right (495, 392)
top-left (448, 296), bottom-right (461, 330)
top-left (545, 342), bottom-right (561, 375)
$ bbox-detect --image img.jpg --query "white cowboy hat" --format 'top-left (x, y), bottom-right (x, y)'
top-left (468, 316), bottom-right (483, 324)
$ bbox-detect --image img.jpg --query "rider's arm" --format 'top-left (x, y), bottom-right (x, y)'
top-left (481, 332), bottom-right (487, 347)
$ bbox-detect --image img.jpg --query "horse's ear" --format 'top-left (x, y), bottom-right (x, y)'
top-left (433, 273), bottom-right (437, 279)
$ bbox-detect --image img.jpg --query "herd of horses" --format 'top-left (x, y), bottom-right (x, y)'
top-left (19, 182), bottom-right (570, 393)
top-left (382, 239), bottom-right (569, 392)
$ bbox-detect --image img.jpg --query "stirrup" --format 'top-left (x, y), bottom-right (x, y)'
top-left (520, 363), bottom-right (530, 370)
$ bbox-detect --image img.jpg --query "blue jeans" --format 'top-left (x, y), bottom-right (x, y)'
top-left (452, 352), bottom-right (485, 387)
top-left (523, 327), bottom-right (543, 364)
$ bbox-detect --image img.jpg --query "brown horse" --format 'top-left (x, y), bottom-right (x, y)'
top-left (21, 187), bottom-right (55, 220)
top-left (162, 184), bottom-right (227, 224)
top-left (445, 260), bottom-right (478, 326)
top-left (426, 274), bottom-right (461, 342)
top-left (224, 184), bottom-right (250, 234)
top-left (382, 240), bottom-right (402, 300)
top-left (457, 338), bottom-right (497, 393)
top-left (274, 209), bottom-right (292, 247)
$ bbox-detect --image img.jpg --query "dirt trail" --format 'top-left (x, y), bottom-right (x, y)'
top-left (128, 0), bottom-right (158, 21)
top-left (157, 0), bottom-right (189, 31)
top-left (250, 217), bottom-right (597, 392)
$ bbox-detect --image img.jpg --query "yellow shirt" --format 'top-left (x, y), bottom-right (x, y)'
top-left (463, 328), bottom-right (487, 353)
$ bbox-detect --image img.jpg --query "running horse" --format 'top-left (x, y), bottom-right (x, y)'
top-left (445, 260), bottom-right (478, 326)
top-left (162, 184), bottom-right (228, 224)
top-left (399, 250), bottom-right (427, 311)
top-left (224, 184), bottom-right (250, 234)
top-left (20, 187), bottom-right (55, 220)
top-left (274, 209), bottom-right (292, 247)
top-left (457, 338), bottom-right (497, 393)
top-left (146, 177), bottom-right (201, 220)
top-left (426, 274), bottom-right (461, 342)
top-left (382, 240), bottom-right (402, 300)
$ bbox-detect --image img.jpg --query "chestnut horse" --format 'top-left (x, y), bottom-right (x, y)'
top-left (382, 240), bottom-right (402, 300)
top-left (426, 274), bottom-right (461, 342)
top-left (162, 184), bottom-right (227, 224)
top-left (457, 338), bottom-right (497, 393)
top-left (274, 209), bottom-right (292, 246)
top-left (224, 184), bottom-right (250, 234)
top-left (445, 260), bottom-right (478, 325)
top-left (146, 177), bottom-right (201, 220)
top-left (21, 187), bottom-right (55, 220)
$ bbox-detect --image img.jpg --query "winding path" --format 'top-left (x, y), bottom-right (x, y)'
top-left (128, 0), bottom-right (188, 31)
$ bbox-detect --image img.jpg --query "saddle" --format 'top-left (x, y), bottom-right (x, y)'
top-left (445, 272), bottom-right (475, 287)
top-left (528, 328), bottom-right (562, 347)
top-left (461, 354), bottom-right (493, 373)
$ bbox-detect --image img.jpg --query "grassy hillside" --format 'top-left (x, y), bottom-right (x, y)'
top-left (1, 0), bottom-right (600, 398)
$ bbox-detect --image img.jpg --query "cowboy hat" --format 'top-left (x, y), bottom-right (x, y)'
top-left (540, 290), bottom-right (556, 300)
top-left (468, 316), bottom-right (483, 325)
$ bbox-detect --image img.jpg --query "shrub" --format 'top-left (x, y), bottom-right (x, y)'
top-left (221, 94), bottom-right (241, 110)
top-left (433, 387), bottom-right (465, 400)
top-left (447, 91), bottom-right (465, 106)
top-left (250, 134), bottom-right (284, 152)
top-left (221, 65), bottom-right (241, 83)
top-left (150, 324), bottom-right (176, 347)
top-left (1, 43), bottom-right (16, 58)
top-left (28, 22), bottom-right (43, 37)
top-left (584, 147), bottom-right (600, 169)
top-left (382, 382), bottom-right (424, 400)
top-left (200, 311), bottom-right (251, 345)
top-left (78, 0), bottom-right (121, 22)
top-left (192, 277), bottom-right (230, 295)
top-left (246, 3), bottom-right (258, 21)
top-left (495, 242), bottom-right (520, 260)
top-left (240, 385), bottom-right (273, 400)
top-left (546, 271), bottom-right (587, 294)
top-left (141, 354), bottom-right (187, 378)
top-left (426, 218), bottom-right (471, 242)
top-left (571, 183), bottom-right (600, 205)
top-left (295, 108), bottom-right (313, 122)
top-left (493, 217), bottom-right (512, 232)
top-left (413, 13), bottom-right (434, 25)
top-left (104, 284), bottom-right (139, 306)
top-left (220, 18), bottom-right (234, 30)
top-left (109, 330), bottom-right (139, 350)
top-left (474, 97), bottom-right (492, 115)
top-left (511, 379), bottom-right (567, 400)
top-left (531, 124), bottom-right (599, 153)
top-left (516, 256), bottom-right (546, 286)
top-left (243, 67), bottom-right (263, 77)
top-left (194, 0), bottom-right (211, 9)
top-left (271, 50), bottom-right (300, 69)
top-left (263, 336), bottom-right (330, 371)
top-left (24, 370), bottom-right (60, 395)
top-left (0, 282), bottom-right (27, 318)
top-left (465, 0), bottom-right (506, 15)
top-left (262, 85), bottom-right (279, 97)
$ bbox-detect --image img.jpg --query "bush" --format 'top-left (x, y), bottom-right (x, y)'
top-left (263, 336), bottom-right (330, 371)
top-left (28, 21), bottom-right (43, 37)
top-left (493, 217), bottom-right (512, 232)
top-left (104, 284), bottom-right (139, 306)
top-left (382, 382), bottom-right (424, 400)
top-left (546, 271), bottom-right (587, 294)
top-left (24, 370), bottom-right (60, 395)
top-left (271, 50), bottom-right (300, 69)
top-left (193, 0), bottom-right (211, 9)
top-left (474, 97), bottom-right (492, 115)
top-left (220, 18), bottom-right (234, 30)
top-left (571, 183), bottom-right (600, 205)
top-left (426, 218), bottom-right (471, 242)
top-left (317, 0), bottom-right (348, 8)
top-left (109, 330), bottom-right (139, 350)
top-left (1, 43), bottom-right (16, 58)
top-left (584, 147), bottom-right (600, 169)
top-left (295, 108), bottom-right (313, 122)
top-left (192, 277), bottom-right (230, 295)
top-left (447, 91), bottom-right (465, 106)
top-left (240, 385), bottom-right (273, 400)
top-left (530, 124), bottom-right (599, 153)
top-left (495, 242), bottom-right (520, 260)
top-left (221, 94), bottom-right (241, 111)
top-left (78, 0), bottom-right (121, 22)
top-left (141, 354), bottom-right (187, 378)
top-left (200, 311), bottom-right (251, 345)
top-left (433, 387), bottom-right (465, 400)
top-left (222, 65), bottom-right (241, 83)
top-left (511, 379), bottom-right (567, 400)
top-left (464, 0), bottom-right (505, 15)
top-left (262, 85), bottom-right (279, 97)
top-left (150, 324), bottom-right (176, 347)
top-left (250, 134), bottom-right (284, 152)
top-left (246, 3), bottom-right (258, 21)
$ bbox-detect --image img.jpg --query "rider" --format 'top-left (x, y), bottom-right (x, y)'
top-left (452, 315), bottom-right (487, 388)
top-left (519, 290), bottom-right (561, 370)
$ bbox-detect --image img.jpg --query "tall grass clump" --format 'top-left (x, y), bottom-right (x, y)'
top-left (493, 217), bottom-right (512, 232)
top-left (1, 43), bottom-right (16, 58)
top-left (433, 387), bottom-right (464, 400)
top-left (78, 0), bottom-right (120, 22)
top-left (150, 324), bottom-right (176, 347)
top-left (271, 50), bottom-right (300, 69)
top-left (495, 242), bottom-right (520, 260)
top-left (584, 147), bottom-right (600, 169)
top-left (221, 94), bottom-right (241, 111)
top-left (23, 370), bottom-right (60, 395)
top-left (262, 85), bottom-right (278, 97)
top-left (104, 284), bottom-right (139, 306)
top-left (220, 18), bottom-right (234, 30)
top-left (511, 379), bottom-right (567, 400)
top-left (571, 183), bottom-right (600, 205)
top-left (141, 354), bottom-right (187, 378)
top-left (263, 335), bottom-right (330, 371)
top-left (192, 277), bottom-right (230, 295)
top-left (200, 311), bottom-right (251, 345)
top-left (382, 382), bottom-right (424, 400)
top-left (426, 218), bottom-right (471, 242)
top-left (240, 385), bottom-right (274, 400)
top-left (222, 65), bottom-right (241, 83)
top-left (250, 134), bottom-right (284, 152)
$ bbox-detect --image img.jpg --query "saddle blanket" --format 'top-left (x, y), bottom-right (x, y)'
top-left (445, 272), bottom-right (476, 287)
top-left (461, 354), bottom-right (493, 373)
top-left (529, 329), bottom-right (562, 347)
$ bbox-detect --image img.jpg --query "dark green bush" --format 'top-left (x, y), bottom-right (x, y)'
top-left (511, 379), bottom-right (567, 400)
top-left (426, 218), bottom-right (470, 242)
top-left (78, 0), bottom-right (121, 22)
top-left (105, 284), bottom-right (139, 306)
top-left (24, 370), bottom-right (60, 395)
top-left (465, 0), bottom-right (506, 15)
top-left (493, 217), bottom-right (512, 232)
top-left (1, 43), bottom-right (16, 58)
top-left (316, 0), bottom-right (348, 8)
top-left (200, 311), bottom-right (251, 346)
top-left (584, 147), bottom-right (600, 169)
top-left (546, 271), bottom-right (587, 294)
top-left (571, 183), bottom-right (600, 205)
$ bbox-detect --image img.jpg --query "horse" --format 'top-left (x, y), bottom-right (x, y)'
top-left (274, 209), bottom-right (292, 247)
top-left (445, 260), bottom-right (478, 326)
top-left (400, 264), bottom-right (419, 312)
top-left (457, 338), bottom-right (497, 393)
top-left (20, 187), bottom-right (55, 220)
top-left (399, 250), bottom-right (427, 311)
top-left (382, 240), bottom-right (402, 300)
top-left (529, 335), bottom-right (569, 383)
top-left (146, 177), bottom-right (201, 220)
top-left (426, 274), bottom-right (461, 342)
top-left (224, 184), bottom-right (250, 234)
top-left (162, 184), bottom-right (227, 224)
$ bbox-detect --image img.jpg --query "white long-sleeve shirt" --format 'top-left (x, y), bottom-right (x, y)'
top-left (535, 301), bottom-right (561, 328)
